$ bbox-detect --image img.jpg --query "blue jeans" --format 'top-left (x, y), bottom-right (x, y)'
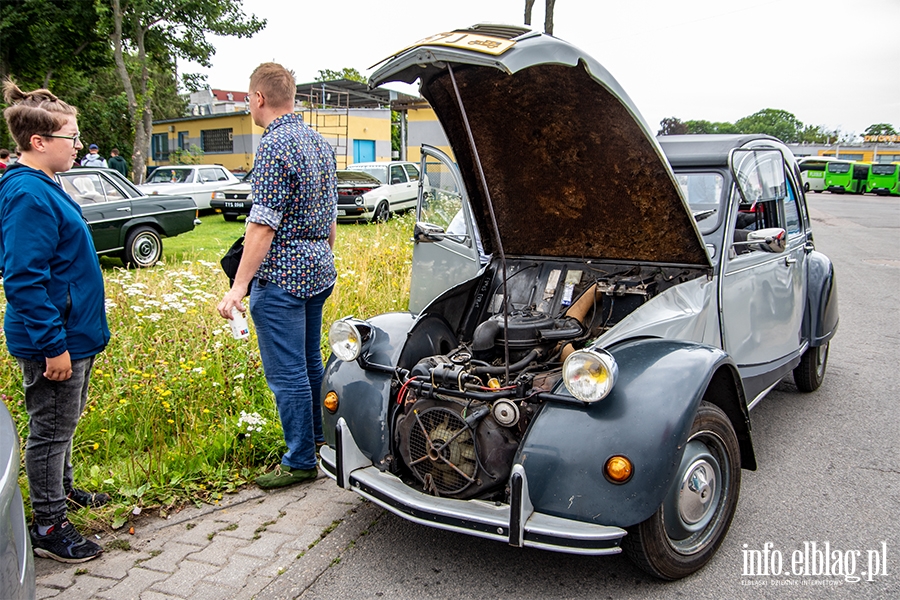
top-left (250, 279), bottom-right (332, 470)
top-left (19, 356), bottom-right (95, 526)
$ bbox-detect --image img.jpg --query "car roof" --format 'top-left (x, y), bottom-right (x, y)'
top-left (657, 134), bottom-right (784, 167)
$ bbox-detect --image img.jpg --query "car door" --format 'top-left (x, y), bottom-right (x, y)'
top-left (387, 164), bottom-right (412, 211)
top-left (720, 149), bottom-right (807, 403)
top-left (195, 167), bottom-right (230, 209)
top-left (400, 163), bottom-right (421, 212)
top-left (58, 171), bottom-right (132, 253)
top-left (409, 145), bottom-right (482, 314)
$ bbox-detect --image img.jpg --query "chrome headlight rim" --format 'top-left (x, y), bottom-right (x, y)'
top-left (329, 319), bottom-right (365, 362)
top-left (562, 348), bottom-right (618, 403)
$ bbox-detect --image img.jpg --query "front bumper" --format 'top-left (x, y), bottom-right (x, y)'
top-left (320, 417), bottom-right (626, 555)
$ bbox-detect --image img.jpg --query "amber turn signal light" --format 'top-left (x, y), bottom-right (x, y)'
top-left (604, 455), bottom-right (633, 483)
top-left (324, 391), bottom-right (339, 413)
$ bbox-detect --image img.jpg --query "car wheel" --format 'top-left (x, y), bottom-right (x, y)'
top-left (122, 226), bottom-right (163, 268)
top-left (623, 402), bottom-right (741, 580)
top-left (372, 201), bottom-right (390, 223)
top-left (223, 213), bottom-right (239, 222)
top-left (793, 341), bottom-right (829, 392)
top-left (804, 182), bottom-right (810, 192)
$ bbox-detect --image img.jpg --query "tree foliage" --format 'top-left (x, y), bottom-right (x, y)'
top-left (108, 0), bottom-right (265, 181)
top-left (864, 123), bottom-right (897, 136)
top-left (316, 68), bottom-right (366, 83)
top-left (658, 108), bottom-right (862, 144)
top-left (657, 117), bottom-right (687, 136)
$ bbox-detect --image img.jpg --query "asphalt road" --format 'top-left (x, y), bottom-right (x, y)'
top-left (301, 192), bottom-right (899, 599)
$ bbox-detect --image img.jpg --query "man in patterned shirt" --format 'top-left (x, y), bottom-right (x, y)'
top-left (217, 63), bottom-right (337, 489)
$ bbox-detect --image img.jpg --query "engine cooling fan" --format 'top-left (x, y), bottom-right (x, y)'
top-left (406, 406), bottom-right (478, 496)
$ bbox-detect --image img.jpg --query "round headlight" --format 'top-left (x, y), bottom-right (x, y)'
top-left (329, 320), bottom-right (362, 362)
top-left (563, 349), bottom-right (618, 403)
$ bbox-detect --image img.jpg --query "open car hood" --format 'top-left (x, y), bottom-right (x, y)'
top-left (371, 25), bottom-right (711, 267)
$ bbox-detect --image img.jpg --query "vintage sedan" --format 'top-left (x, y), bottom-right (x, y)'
top-left (138, 164), bottom-right (239, 210)
top-left (210, 168), bottom-right (253, 222)
top-left (57, 168), bottom-right (199, 267)
top-left (319, 25), bottom-right (838, 580)
top-left (338, 162), bottom-right (422, 223)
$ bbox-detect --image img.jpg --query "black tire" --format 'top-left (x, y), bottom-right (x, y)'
top-left (804, 182), bottom-right (810, 192)
top-left (793, 341), bottom-right (829, 392)
top-left (372, 201), bottom-right (390, 223)
top-left (623, 402), bottom-right (741, 580)
top-left (122, 226), bottom-right (162, 268)
top-left (223, 213), bottom-right (239, 222)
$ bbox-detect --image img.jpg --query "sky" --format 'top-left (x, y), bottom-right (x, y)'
top-left (181, 0), bottom-right (900, 138)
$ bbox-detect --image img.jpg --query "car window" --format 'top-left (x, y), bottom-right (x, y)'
top-left (199, 168), bottom-right (222, 183)
top-left (149, 168), bottom-right (192, 183)
top-left (98, 174), bottom-right (126, 202)
top-left (214, 168), bottom-right (230, 181)
top-left (403, 164), bottom-right (420, 181)
top-left (390, 165), bottom-right (407, 185)
top-left (59, 173), bottom-right (107, 205)
top-left (675, 172), bottom-right (724, 235)
top-left (420, 159), bottom-right (464, 231)
top-left (783, 182), bottom-right (802, 236)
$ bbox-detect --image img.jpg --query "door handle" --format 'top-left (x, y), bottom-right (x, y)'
top-left (784, 256), bottom-right (797, 266)
top-left (117, 207), bottom-right (131, 211)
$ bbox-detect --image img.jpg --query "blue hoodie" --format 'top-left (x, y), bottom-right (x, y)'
top-left (0, 163), bottom-right (110, 361)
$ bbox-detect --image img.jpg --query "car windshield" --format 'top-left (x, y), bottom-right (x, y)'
top-left (148, 168), bottom-right (193, 183)
top-left (675, 172), bottom-right (724, 234)
top-left (347, 165), bottom-right (388, 184)
top-left (337, 170), bottom-right (382, 185)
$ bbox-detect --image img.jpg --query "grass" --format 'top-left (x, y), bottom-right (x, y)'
top-left (2, 211), bottom-right (414, 531)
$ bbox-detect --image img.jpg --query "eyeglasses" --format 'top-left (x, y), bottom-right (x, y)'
top-left (43, 133), bottom-right (81, 147)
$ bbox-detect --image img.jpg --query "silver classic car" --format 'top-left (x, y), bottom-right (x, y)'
top-left (318, 25), bottom-right (838, 580)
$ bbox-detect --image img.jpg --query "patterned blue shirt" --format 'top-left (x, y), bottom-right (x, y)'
top-left (248, 113), bottom-right (338, 298)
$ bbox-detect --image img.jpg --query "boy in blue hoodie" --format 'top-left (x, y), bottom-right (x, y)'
top-left (0, 80), bottom-right (111, 563)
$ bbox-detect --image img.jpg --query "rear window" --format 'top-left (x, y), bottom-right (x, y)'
top-left (827, 163), bottom-right (852, 174)
top-left (347, 165), bottom-right (388, 184)
top-left (871, 165), bottom-right (897, 176)
top-left (799, 161), bottom-right (828, 172)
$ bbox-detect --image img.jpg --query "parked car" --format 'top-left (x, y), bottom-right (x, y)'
top-left (318, 25), bottom-right (838, 581)
top-left (338, 161), bottom-right (421, 222)
top-left (57, 168), bottom-right (199, 267)
top-left (0, 401), bottom-right (35, 600)
top-left (210, 168), bottom-right (253, 222)
top-left (137, 165), bottom-right (239, 210)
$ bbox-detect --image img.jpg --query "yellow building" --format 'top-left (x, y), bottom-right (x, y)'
top-left (150, 80), bottom-right (410, 172)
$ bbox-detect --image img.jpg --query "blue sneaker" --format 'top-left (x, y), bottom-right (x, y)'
top-left (31, 520), bottom-right (102, 563)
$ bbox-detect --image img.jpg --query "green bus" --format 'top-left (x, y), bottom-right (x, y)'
top-left (798, 156), bottom-right (839, 193)
top-left (867, 163), bottom-right (900, 196)
top-left (824, 160), bottom-right (868, 194)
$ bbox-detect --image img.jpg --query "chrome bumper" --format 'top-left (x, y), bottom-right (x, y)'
top-left (319, 418), bottom-right (626, 555)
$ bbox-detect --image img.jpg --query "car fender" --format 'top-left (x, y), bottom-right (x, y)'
top-left (322, 312), bottom-right (459, 466)
top-left (804, 250), bottom-right (839, 346)
top-left (517, 338), bottom-right (751, 528)
top-left (117, 218), bottom-right (165, 246)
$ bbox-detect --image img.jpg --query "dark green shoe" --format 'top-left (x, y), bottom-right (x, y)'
top-left (255, 465), bottom-right (318, 489)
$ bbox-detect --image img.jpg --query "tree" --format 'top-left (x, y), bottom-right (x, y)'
top-left (684, 120), bottom-right (738, 135)
top-left (524, 0), bottom-right (556, 34)
top-left (657, 117), bottom-right (688, 136)
top-left (733, 109), bottom-right (804, 143)
top-left (108, 0), bottom-right (265, 183)
top-left (316, 68), bottom-right (366, 83)
top-left (864, 123), bottom-right (897, 136)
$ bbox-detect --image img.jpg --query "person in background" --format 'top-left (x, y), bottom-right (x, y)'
top-left (0, 148), bottom-right (9, 171)
top-left (80, 144), bottom-right (107, 168)
top-left (107, 147), bottom-right (127, 178)
top-left (0, 80), bottom-right (111, 563)
top-left (216, 62), bottom-right (338, 489)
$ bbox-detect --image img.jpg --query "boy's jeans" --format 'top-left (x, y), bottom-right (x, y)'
top-left (19, 356), bottom-right (95, 526)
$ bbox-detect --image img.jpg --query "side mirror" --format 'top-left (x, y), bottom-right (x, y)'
top-left (733, 227), bottom-right (787, 253)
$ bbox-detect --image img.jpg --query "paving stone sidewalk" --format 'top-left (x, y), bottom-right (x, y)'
top-left (34, 474), bottom-right (382, 600)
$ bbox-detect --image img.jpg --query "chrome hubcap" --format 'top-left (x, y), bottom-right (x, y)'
top-left (679, 459), bottom-right (716, 524)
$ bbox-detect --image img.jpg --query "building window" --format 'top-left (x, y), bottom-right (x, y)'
top-left (151, 133), bottom-right (169, 161)
top-left (200, 128), bottom-right (233, 153)
top-left (177, 131), bottom-right (189, 150)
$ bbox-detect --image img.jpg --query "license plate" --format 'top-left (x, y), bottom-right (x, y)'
top-left (337, 210), bottom-right (346, 216)
top-left (224, 202), bottom-right (243, 207)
